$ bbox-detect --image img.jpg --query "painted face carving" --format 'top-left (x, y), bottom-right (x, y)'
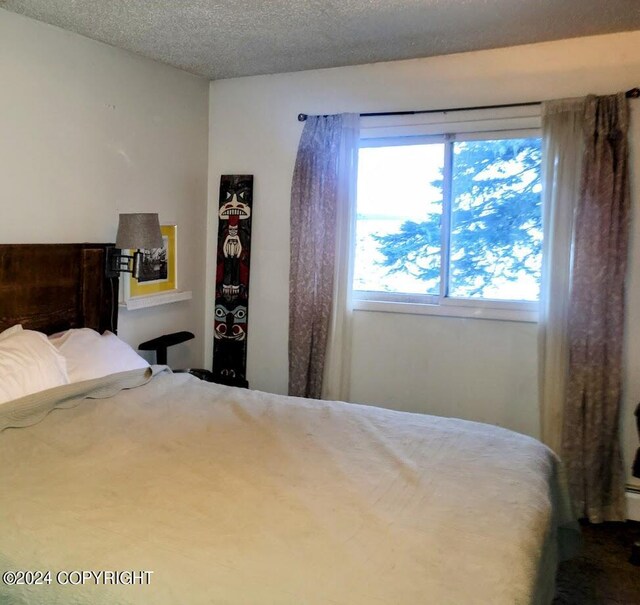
top-left (218, 184), bottom-right (251, 221)
top-left (223, 224), bottom-right (242, 258)
top-left (214, 303), bottom-right (247, 341)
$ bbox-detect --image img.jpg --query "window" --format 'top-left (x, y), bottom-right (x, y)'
top-left (353, 116), bottom-right (542, 321)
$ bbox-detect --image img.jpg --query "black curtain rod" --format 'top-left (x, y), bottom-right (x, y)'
top-left (297, 87), bottom-right (640, 122)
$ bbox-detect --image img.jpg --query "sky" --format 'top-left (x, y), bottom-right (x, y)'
top-left (357, 143), bottom-right (444, 221)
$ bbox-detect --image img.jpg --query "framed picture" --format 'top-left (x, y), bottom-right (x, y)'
top-left (127, 224), bottom-right (177, 299)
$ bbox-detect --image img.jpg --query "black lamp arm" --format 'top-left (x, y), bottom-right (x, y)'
top-left (106, 247), bottom-right (142, 279)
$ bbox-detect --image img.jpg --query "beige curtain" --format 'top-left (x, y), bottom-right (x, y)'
top-left (539, 98), bottom-right (585, 455)
top-left (561, 94), bottom-right (630, 522)
top-left (322, 114), bottom-right (359, 401)
top-left (289, 114), bottom-right (359, 399)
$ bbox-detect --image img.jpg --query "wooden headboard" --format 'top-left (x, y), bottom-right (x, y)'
top-left (0, 244), bottom-right (118, 335)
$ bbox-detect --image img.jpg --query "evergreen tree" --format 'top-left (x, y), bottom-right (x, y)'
top-left (372, 138), bottom-right (542, 297)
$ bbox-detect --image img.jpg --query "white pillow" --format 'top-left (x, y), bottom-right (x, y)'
top-left (0, 328), bottom-right (70, 404)
top-left (49, 329), bottom-right (149, 383)
top-left (0, 324), bottom-right (24, 341)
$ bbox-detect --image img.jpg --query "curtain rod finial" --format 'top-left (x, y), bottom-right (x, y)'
top-left (626, 88), bottom-right (640, 99)
top-left (298, 113), bottom-right (308, 122)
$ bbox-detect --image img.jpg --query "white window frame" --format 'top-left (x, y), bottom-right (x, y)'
top-left (352, 107), bottom-right (542, 323)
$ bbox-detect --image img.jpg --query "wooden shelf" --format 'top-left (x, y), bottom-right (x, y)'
top-left (120, 290), bottom-right (192, 310)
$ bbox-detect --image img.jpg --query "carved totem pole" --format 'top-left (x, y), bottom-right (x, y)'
top-left (212, 175), bottom-right (253, 387)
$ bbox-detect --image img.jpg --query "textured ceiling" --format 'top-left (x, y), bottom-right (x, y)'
top-left (2, 0), bottom-right (640, 80)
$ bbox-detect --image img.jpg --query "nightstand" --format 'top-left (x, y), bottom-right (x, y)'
top-left (138, 332), bottom-right (249, 388)
top-left (187, 369), bottom-right (248, 389)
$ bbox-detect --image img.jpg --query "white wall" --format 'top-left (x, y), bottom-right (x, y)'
top-left (0, 9), bottom-right (209, 368)
top-left (207, 31), bottom-right (640, 487)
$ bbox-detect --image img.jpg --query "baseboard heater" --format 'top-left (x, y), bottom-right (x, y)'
top-left (626, 485), bottom-right (640, 521)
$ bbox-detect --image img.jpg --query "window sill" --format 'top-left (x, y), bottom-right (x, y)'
top-left (353, 298), bottom-right (538, 323)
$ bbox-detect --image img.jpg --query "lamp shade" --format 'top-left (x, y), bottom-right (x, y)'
top-left (115, 213), bottom-right (163, 250)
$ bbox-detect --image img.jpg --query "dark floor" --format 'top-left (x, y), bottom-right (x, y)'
top-left (553, 520), bottom-right (640, 604)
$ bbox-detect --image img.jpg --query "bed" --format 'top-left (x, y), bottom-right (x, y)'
top-left (0, 244), bottom-right (579, 605)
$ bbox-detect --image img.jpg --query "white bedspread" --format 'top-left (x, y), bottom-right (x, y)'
top-left (0, 369), bottom-right (578, 604)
